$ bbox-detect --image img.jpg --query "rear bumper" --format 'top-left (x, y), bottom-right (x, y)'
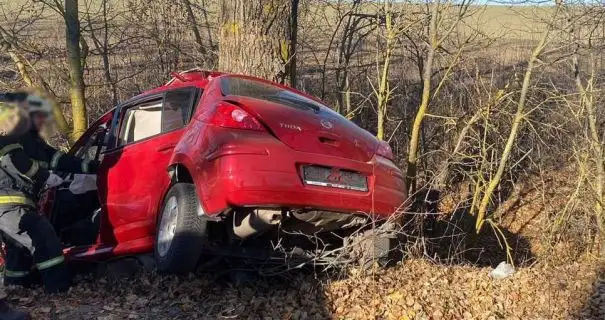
top-left (196, 131), bottom-right (407, 218)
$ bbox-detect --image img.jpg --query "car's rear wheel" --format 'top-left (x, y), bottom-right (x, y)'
top-left (154, 183), bottom-right (206, 274)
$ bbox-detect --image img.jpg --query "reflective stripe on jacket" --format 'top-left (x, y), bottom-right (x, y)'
top-left (0, 128), bottom-right (98, 204)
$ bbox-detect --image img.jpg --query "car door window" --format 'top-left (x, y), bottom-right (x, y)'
top-left (118, 99), bottom-right (163, 146)
top-left (162, 89), bottom-right (196, 132)
top-left (75, 126), bottom-right (108, 161)
top-left (74, 119), bottom-right (111, 162)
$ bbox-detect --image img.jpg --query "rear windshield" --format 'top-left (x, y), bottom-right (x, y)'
top-left (221, 77), bottom-right (324, 113)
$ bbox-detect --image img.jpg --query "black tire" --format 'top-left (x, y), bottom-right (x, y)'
top-left (154, 183), bottom-right (207, 274)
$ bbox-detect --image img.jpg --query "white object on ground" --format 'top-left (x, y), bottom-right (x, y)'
top-left (69, 174), bottom-right (97, 194)
top-left (489, 261), bottom-right (515, 279)
top-left (45, 173), bottom-right (64, 188)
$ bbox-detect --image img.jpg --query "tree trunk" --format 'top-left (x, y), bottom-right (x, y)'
top-left (574, 52), bottom-right (605, 257)
top-left (376, 2), bottom-right (394, 142)
top-left (218, 0), bottom-right (291, 82)
top-left (287, 0), bottom-right (299, 88)
top-left (405, 1), bottom-right (439, 195)
top-left (65, 0), bottom-right (87, 141)
top-left (475, 16), bottom-right (553, 232)
top-left (200, 0), bottom-right (215, 53)
top-left (344, 74), bottom-right (352, 117)
top-left (85, 0), bottom-right (118, 106)
top-left (585, 81), bottom-right (605, 257)
top-left (101, 0), bottom-right (118, 106)
top-left (182, 0), bottom-right (207, 56)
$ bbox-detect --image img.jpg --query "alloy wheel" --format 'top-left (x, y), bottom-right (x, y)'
top-left (157, 196), bottom-right (179, 257)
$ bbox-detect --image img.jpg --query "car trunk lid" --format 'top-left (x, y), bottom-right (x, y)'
top-left (225, 95), bottom-right (378, 162)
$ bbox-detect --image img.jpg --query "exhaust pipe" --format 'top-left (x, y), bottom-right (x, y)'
top-left (233, 209), bottom-right (282, 239)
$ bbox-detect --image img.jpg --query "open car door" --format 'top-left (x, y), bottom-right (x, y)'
top-left (99, 88), bottom-right (198, 256)
top-left (40, 110), bottom-right (114, 250)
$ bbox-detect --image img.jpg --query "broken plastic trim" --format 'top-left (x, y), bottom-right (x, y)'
top-left (195, 200), bottom-right (222, 221)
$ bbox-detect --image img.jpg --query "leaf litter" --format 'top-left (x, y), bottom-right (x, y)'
top-left (4, 255), bottom-right (601, 320)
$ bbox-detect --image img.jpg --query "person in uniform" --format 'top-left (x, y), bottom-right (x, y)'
top-left (0, 91), bottom-right (99, 295)
top-left (0, 92), bottom-right (31, 320)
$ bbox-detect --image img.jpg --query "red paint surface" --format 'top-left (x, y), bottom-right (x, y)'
top-left (41, 71), bottom-right (407, 262)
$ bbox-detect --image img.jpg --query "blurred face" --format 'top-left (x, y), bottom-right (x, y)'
top-left (31, 112), bottom-right (49, 131)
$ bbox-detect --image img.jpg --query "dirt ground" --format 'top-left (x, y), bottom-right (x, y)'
top-left (5, 255), bottom-right (601, 320)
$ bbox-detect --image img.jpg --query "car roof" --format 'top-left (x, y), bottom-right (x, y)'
top-left (127, 69), bottom-right (327, 107)
top-left (123, 69), bottom-right (222, 102)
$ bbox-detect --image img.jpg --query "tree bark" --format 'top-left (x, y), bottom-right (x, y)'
top-left (65, 0), bottom-right (87, 141)
top-left (218, 0), bottom-right (291, 82)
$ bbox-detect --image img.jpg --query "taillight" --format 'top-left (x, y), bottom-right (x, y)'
top-left (376, 141), bottom-right (394, 160)
top-left (210, 101), bottom-right (266, 132)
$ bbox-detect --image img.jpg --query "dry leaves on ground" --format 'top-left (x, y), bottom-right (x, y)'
top-left (7, 256), bottom-right (601, 320)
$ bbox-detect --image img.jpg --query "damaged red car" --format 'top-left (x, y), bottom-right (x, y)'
top-left (41, 70), bottom-right (407, 273)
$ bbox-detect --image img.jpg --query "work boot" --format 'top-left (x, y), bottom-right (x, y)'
top-left (0, 299), bottom-right (30, 320)
top-left (3, 272), bottom-right (40, 289)
top-left (41, 263), bottom-right (71, 294)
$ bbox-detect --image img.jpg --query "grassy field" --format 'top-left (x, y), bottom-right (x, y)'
top-left (1, 1), bottom-right (554, 39)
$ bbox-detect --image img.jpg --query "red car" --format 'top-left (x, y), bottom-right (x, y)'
top-left (42, 70), bottom-right (406, 273)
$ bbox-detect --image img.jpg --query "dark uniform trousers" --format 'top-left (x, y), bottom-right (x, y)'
top-left (0, 129), bottom-right (98, 293)
top-left (0, 205), bottom-right (69, 293)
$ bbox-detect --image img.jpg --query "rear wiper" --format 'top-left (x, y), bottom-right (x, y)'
top-left (263, 95), bottom-right (321, 114)
top-left (297, 99), bottom-right (321, 114)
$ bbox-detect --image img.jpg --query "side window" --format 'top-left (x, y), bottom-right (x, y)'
top-left (118, 99), bottom-right (163, 146)
top-left (162, 89), bottom-right (195, 132)
top-left (74, 122), bottom-right (110, 162)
